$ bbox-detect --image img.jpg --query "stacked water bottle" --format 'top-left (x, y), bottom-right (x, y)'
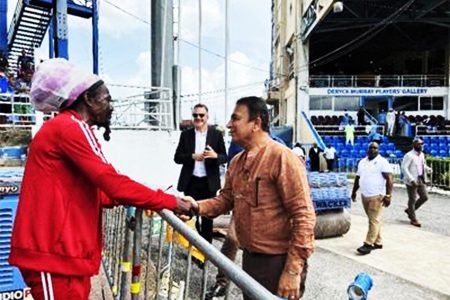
top-left (0, 146), bottom-right (27, 165)
top-left (308, 172), bottom-right (351, 212)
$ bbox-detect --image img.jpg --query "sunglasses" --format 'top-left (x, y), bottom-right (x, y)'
top-left (192, 113), bottom-right (206, 118)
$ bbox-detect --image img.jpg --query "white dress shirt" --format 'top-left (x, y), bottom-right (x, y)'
top-left (193, 129), bottom-right (207, 177)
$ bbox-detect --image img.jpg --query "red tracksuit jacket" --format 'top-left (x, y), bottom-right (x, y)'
top-left (9, 110), bottom-right (176, 276)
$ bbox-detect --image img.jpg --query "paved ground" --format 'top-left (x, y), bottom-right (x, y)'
top-left (91, 187), bottom-right (450, 299)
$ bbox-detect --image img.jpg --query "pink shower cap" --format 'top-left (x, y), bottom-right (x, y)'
top-left (30, 58), bottom-right (102, 112)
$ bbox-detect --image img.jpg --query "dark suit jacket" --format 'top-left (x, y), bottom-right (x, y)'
top-left (174, 126), bottom-right (227, 193)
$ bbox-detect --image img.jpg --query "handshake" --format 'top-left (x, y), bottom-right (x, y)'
top-left (174, 196), bottom-right (199, 220)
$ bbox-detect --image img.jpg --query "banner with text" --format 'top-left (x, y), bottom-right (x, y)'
top-left (309, 87), bottom-right (448, 97)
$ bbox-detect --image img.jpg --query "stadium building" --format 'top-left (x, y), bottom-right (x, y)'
top-left (267, 0), bottom-right (450, 142)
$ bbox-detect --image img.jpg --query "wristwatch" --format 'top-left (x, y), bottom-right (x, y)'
top-left (385, 194), bottom-right (392, 198)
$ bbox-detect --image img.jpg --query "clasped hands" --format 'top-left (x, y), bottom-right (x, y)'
top-left (192, 145), bottom-right (217, 161)
top-left (174, 196), bottom-right (199, 220)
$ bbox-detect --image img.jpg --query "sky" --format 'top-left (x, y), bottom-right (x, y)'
top-left (7, 0), bottom-right (272, 126)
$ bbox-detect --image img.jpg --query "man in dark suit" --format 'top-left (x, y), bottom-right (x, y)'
top-left (174, 103), bottom-right (227, 242)
top-left (308, 142), bottom-right (323, 172)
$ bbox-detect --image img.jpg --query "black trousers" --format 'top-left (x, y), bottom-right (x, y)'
top-left (242, 250), bottom-right (308, 300)
top-left (184, 176), bottom-right (216, 243)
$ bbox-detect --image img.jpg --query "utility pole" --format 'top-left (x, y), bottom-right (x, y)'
top-left (198, 0), bottom-right (202, 103)
top-left (224, 0), bottom-right (229, 126)
top-left (151, 0), bottom-right (174, 127)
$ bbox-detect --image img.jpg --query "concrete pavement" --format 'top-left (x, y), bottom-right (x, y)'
top-left (316, 214), bottom-right (450, 296)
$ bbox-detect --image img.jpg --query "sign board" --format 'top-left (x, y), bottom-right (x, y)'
top-left (0, 288), bottom-right (33, 300)
top-left (300, 2), bottom-right (318, 42)
top-left (309, 87), bottom-right (449, 97)
top-left (300, 0), bottom-right (334, 42)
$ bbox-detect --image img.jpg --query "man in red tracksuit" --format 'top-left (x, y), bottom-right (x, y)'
top-left (8, 58), bottom-right (193, 300)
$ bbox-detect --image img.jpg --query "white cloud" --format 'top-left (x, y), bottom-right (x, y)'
top-left (180, 51), bottom-right (268, 125)
top-left (179, 0), bottom-right (223, 40)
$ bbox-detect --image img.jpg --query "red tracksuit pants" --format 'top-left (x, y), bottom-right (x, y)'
top-left (20, 269), bottom-right (91, 300)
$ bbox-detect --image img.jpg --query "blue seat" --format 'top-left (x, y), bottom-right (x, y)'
top-left (350, 150), bottom-right (358, 157)
top-left (379, 149), bottom-right (386, 157)
top-left (394, 150), bottom-right (403, 158)
top-left (439, 136), bottom-right (446, 143)
top-left (439, 150), bottom-right (446, 157)
top-left (359, 150), bottom-right (366, 157)
top-left (430, 144), bottom-right (439, 151)
top-left (340, 149), bottom-right (349, 157)
top-left (430, 150), bottom-right (437, 156)
top-left (387, 143), bottom-right (395, 151)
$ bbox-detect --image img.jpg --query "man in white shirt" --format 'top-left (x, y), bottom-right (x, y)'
top-left (386, 108), bottom-right (396, 136)
top-left (323, 144), bottom-right (337, 171)
top-left (401, 137), bottom-right (431, 227)
top-left (292, 142), bottom-right (306, 160)
top-left (351, 142), bottom-right (393, 255)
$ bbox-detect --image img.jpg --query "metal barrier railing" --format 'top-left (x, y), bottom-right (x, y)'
top-left (102, 207), bottom-right (279, 300)
top-left (0, 89), bottom-right (175, 130)
top-left (332, 156), bottom-right (450, 190)
top-left (0, 94), bottom-right (38, 128)
top-left (314, 125), bottom-right (385, 136)
top-left (416, 125), bottom-right (450, 136)
top-left (426, 158), bottom-right (450, 190)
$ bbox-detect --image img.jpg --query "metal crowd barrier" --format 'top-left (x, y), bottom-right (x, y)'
top-left (0, 94), bottom-right (37, 127)
top-left (315, 125), bottom-right (385, 136)
top-left (426, 158), bottom-right (450, 190)
top-left (102, 207), bottom-right (279, 300)
top-left (332, 156), bottom-right (450, 190)
top-left (0, 90), bottom-right (175, 130)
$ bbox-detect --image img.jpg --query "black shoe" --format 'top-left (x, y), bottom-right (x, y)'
top-left (373, 243), bottom-right (383, 250)
top-left (205, 283), bottom-right (228, 299)
top-left (357, 243), bottom-right (372, 255)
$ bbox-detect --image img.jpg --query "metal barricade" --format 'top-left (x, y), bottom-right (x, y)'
top-left (102, 207), bottom-right (279, 300)
top-left (426, 158), bottom-right (450, 190)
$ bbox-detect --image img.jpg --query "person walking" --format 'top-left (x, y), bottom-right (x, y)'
top-left (308, 142), bottom-right (322, 172)
top-left (174, 103), bottom-right (227, 243)
top-left (184, 96), bottom-right (315, 300)
top-left (401, 137), bottom-right (432, 227)
top-left (8, 58), bottom-right (193, 300)
top-left (351, 141), bottom-right (393, 255)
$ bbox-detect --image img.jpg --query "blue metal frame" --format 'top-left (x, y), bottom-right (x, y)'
top-left (0, 0), bottom-right (7, 55)
top-left (92, 0), bottom-right (98, 74)
top-left (53, 0), bottom-right (69, 59)
top-left (30, 0), bottom-right (93, 18)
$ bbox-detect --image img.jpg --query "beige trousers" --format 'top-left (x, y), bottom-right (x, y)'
top-left (362, 194), bottom-right (384, 245)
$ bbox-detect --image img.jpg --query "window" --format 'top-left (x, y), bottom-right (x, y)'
top-left (393, 97), bottom-right (418, 111)
top-left (310, 96), bottom-right (332, 110)
top-left (334, 96), bottom-right (359, 111)
top-left (420, 97), bottom-right (444, 110)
